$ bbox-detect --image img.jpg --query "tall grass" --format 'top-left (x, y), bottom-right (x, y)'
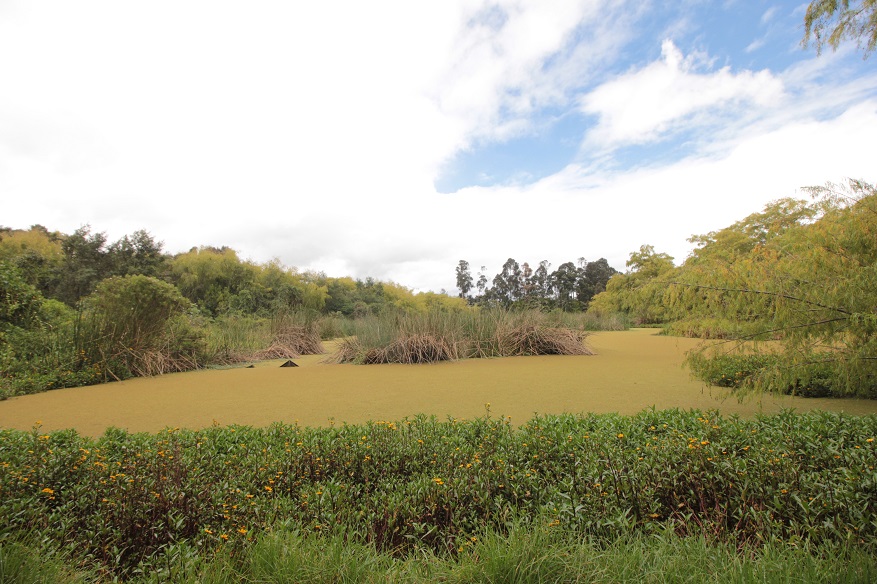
top-left (5, 526), bottom-right (875, 583)
top-left (204, 311), bottom-right (324, 364)
top-left (544, 309), bottom-right (630, 332)
top-left (327, 309), bottom-right (595, 364)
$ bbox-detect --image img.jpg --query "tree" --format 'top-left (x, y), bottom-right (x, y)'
top-left (587, 246), bottom-right (675, 324)
top-left (455, 260), bottom-right (473, 299)
top-left (576, 258), bottom-right (618, 305)
top-left (803, 0), bottom-right (877, 57)
top-left (107, 229), bottom-right (167, 277)
top-left (491, 258), bottom-right (523, 307)
top-left (0, 261), bottom-right (44, 330)
top-left (0, 225), bottom-right (63, 294)
top-left (169, 247), bottom-right (256, 316)
top-left (550, 262), bottom-right (579, 311)
top-left (54, 226), bottom-right (111, 305)
top-left (677, 180), bottom-right (877, 397)
top-left (476, 267), bottom-right (488, 297)
top-left (532, 260), bottom-right (552, 299)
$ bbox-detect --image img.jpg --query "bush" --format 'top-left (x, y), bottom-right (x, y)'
top-left (1, 410), bottom-right (875, 579)
top-left (687, 352), bottom-right (777, 388)
top-left (83, 275), bottom-right (206, 379)
top-left (688, 352), bottom-right (844, 397)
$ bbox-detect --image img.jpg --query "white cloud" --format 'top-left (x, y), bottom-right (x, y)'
top-left (1, 1), bottom-right (876, 295)
top-left (746, 38), bottom-right (766, 53)
top-left (761, 6), bottom-right (779, 25)
top-left (580, 40), bottom-right (785, 149)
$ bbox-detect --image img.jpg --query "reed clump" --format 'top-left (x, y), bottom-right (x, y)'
top-left (205, 312), bottom-right (324, 364)
top-left (328, 309), bottom-right (591, 364)
top-left (252, 332), bottom-right (318, 360)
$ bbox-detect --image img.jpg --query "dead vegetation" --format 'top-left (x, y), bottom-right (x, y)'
top-left (253, 327), bottom-right (324, 360)
top-left (327, 310), bottom-right (592, 364)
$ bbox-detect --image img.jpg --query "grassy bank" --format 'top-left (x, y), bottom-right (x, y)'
top-left (1, 409), bottom-right (875, 580)
top-left (4, 527), bottom-right (875, 583)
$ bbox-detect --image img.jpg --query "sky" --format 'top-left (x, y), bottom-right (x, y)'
top-left (2, 0), bottom-right (876, 293)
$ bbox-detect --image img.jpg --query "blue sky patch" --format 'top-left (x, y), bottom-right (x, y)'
top-left (435, 111), bottom-right (589, 193)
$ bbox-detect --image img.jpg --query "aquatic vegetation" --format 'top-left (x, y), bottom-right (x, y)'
top-left (328, 310), bottom-right (593, 364)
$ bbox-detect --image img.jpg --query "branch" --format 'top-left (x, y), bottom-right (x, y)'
top-left (698, 317), bottom-right (851, 352)
top-left (661, 281), bottom-right (852, 315)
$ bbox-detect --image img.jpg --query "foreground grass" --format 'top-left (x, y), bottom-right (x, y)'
top-left (1, 409), bottom-right (875, 580)
top-left (4, 528), bottom-right (876, 583)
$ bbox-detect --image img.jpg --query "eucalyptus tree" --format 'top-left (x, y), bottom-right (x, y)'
top-left (550, 262), bottom-right (579, 311)
top-left (455, 260), bottom-right (473, 298)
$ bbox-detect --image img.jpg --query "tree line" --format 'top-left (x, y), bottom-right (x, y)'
top-left (0, 224), bottom-right (463, 319)
top-left (455, 257), bottom-right (618, 311)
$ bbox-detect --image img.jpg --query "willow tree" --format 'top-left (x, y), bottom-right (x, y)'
top-left (681, 180), bottom-right (877, 397)
top-left (588, 245), bottom-right (675, 325)
top-left (803, 0), bottom-right (877, 57)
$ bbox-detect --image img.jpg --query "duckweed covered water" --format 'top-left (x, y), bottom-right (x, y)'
top-left (1, 329), bottom-right (875, 436)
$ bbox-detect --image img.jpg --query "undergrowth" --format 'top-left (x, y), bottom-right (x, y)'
top-left (1, 409), bottom-right (875, 580)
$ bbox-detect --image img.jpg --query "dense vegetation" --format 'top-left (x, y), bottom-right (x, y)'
top-left (588, 179), bottom-right (877, 399)
top-left (0, 226), bottom-right (479, 398)
top-left (0, 222), bottom-right (625, 397)
top-left (1, 409), bottom-right (875, 581)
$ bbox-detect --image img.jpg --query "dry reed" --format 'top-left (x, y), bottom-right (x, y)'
top-left (253, 327), bottom-right (324, 360)
top-left (328, 310), bottom-right (592, 364)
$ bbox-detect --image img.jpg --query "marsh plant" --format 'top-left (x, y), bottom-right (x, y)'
top-left (204, 311), bottom-right (324, 364)
top-left (327, 309), bottom-right (596, 364)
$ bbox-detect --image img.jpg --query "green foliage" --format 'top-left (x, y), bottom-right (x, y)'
top-left (686, 352), bottom-right (778, 388)
top-left (106, 229), bottom-right (167, 278)
top-left (676, 180), bottom-right (877, 398)
top-left (170, 249), bottom-right (326, 317)
top-left (0, 264), bottom-right (99, 399)
top-left (54, 225), bottom-right (112, 306)
top-left (0, 225), bottom-right (64, 294)
top-left (0, 539), bottom-right (89, 584)
top-left (1, 410), bottom-right (875, 579)
top-left (588, 245), bottom-right (676, 324)
top-left (0, 262), bottom-right (44, 329)
top-left (84, 275), bottom-right (204, 379)
top-left (803, 0), bottom-right (877, 57)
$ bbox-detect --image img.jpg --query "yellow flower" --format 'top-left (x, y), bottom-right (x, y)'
top-left (220, 534), bottom-right (229, 541)
top-left (238, 527), bottom-right (247, 535)
top-left (41, 487), bottom-right (54, 495)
